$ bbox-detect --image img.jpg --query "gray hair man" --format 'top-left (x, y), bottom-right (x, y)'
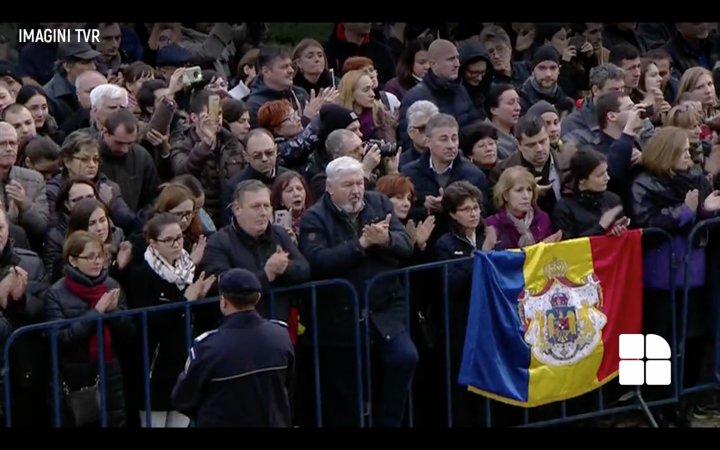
top-left (402, 100), bottom-right (439, 169)
top-left (299, 156), bottom-right (417, 427)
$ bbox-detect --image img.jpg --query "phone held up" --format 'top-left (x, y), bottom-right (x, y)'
top-left (273, 210), bottom-right (292, 230)
top-left (208, 94), bottom-right (221, 124)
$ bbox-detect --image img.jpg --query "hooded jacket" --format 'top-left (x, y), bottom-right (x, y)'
top-left (458, 41), bottom-right (494, 118)
top-left (323, 23), bottom-right (396, 85)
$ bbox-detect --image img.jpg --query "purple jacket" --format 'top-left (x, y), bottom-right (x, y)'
top-left (484, 206), bottom-right (553, 250)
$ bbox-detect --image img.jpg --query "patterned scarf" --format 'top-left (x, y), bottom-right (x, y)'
top-left (507, 208), bottom-right (536, 247)
top-left (144, 246), bottom-right (196, 290)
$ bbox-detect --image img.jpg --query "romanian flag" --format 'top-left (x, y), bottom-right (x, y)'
top-left (458, 230), bottom-right (643, 407)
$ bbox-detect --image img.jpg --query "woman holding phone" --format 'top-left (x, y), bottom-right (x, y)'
top-left (270, 171), bottom-right (313, 243)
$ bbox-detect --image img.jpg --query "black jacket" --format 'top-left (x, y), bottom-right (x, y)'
top-left (299, 192), bottom-right (413, 346)
top-left (201, 220), bottom-right (310, 322)
top-left (99, 140), bottom-right (160, 212)
top-left (0, 243), bottom-right (47, 365)
top-left (664, 32), bottom-right (719, 76)
top-left (122, 259), bottom-right (195, 411)
top-left (221, 165), bottom-right (289, 226)
top-left (324, 23), bottom-right (396, 85)
top-left (43, 266), bottom-right (134, 427)
top-left (401, 152), bottom-right (487, 243)
top-left (552, 190), bottom-right (623, 239)
top-left (602, 25), bottom-right (648, 54)
top-left (172, 310), bottom-right (294, 427)
top-left (458, 41), bottom-right (494, 117)
top-left (518, 77), bottom-right (574, 116)
top-left (243, 76), bottom-right (310, 129)
top-left (398, 70), bottom-right (480, 150)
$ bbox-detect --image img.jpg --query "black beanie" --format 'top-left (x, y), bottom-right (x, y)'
top-left (526, 100), bottom-right (559, 119)
top-left (319, 104), bottom-right (358, 132)
top-left (532, 45), bottom-right (560, 68)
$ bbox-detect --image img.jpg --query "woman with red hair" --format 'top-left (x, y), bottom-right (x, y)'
top-left (257, 100), bottom-right (320, 172)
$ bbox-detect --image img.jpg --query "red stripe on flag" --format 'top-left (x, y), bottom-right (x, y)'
top-left (590, 230), bottom-right (644, 381)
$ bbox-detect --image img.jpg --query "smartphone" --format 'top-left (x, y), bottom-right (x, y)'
top-left (148, 96), bottom-right (176, 135)
top-left (273, 210), bottom-right (292, 229)
top-left (639, 104), bottom-right (655, 119)
top-left (208, 94), bottom-right (221, 123)
top-left (182, 66), bottom-right (203, 84)
top-left (329, 68), bottom-right (336, 89)
top-left (568, 34), bottom-right (586, 51)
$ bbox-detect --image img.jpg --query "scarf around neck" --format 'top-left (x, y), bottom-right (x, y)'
top-left (144, 246), bottom-right (196, 290)
top-left (64, 266), bottom-right (113, 363)
top-left (507, 208), bottom-right (536, 247)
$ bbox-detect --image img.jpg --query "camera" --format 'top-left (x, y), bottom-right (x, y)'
top-left (639, 104), bottom-right (655, 120)
top-left (182, 66), bottom-right (203, 84)
top-left (365, 139), bottom-right (399, 158)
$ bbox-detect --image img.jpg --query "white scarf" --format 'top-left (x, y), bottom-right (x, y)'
top-left (144, 246), bottom-right (196, 290)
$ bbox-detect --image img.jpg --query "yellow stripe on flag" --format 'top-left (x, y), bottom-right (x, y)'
top-left (521, 238), bottom-right (607, 406)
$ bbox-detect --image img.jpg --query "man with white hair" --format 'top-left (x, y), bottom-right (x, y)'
top-left (89, 83), bottom-right (128, 133)
top-left (299, 156), bottom-right (417, 427)
top-left (401, 100), bottom-right (439, 169)
top-left (60, 70), bottom-right (107, 134)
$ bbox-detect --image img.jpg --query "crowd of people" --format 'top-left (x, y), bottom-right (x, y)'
top-left (0, 21), bottom-right (719, 428)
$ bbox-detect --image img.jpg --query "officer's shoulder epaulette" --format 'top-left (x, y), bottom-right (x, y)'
top-left (194, 329), bottom-right (219, 343)
top-left (269, 319), bottom-right (288, 328)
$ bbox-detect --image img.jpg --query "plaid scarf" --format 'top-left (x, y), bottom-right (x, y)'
top-left (144, 246), bottom-right (196, 290)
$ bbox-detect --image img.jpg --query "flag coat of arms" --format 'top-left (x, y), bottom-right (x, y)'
top-left (458, 230), bottom-right (643, 407)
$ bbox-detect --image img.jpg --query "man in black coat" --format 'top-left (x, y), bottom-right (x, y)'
top-left (172, 268), bottom-right (294, 428)
top-left (299, 156), bottom-right (418, 427)
top-left (398, 39), bottom-right (480, 151)
top-left (0, 207), bottom-right (49, 426)
top-left (201, 179), bottom-right (310, 323)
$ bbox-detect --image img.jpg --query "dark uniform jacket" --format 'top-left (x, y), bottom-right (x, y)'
top-left (171, 310), bottom-right (294, 427)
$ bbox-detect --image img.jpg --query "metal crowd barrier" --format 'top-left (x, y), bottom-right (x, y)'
top-left (679, 217), bottom-right (720, 399)
top-left (2, 278), bottom-right (362, 428)
top-left (3, 224), bottom-right (713, 427)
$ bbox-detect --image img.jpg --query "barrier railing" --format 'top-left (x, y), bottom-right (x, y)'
top-left (362, 227), bottom-right (679, 428)
top-left (2, 225), bottom-right (711, 427)
top-left (679, 217), bottom-right (720, 399)
top-left (2, 278), bottom-right (362, 428)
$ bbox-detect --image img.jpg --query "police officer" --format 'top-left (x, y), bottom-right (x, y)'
top-left (171, 268), bottom-right (295, 427)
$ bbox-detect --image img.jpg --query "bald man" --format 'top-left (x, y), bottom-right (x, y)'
top-left (398, 39), bottom-right (480, 152)
top-left (0, 122), bottom-right (48, 242)
top-left (60, 70), bottom-right (107, 134)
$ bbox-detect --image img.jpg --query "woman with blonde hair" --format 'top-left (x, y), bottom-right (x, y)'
top-left (677, 67), bottom-right (718, 122)
top-left (342, 56), bottom-right (401, 113)
top-left (484, 166), bottom-right (560, 249)
top-left (292, 38), bottom-right (339, 95)
top-left (336, 69), bottom-right (397, 143)
top-left (630, 126), bottom-right (720, 423)
top-left (664, 103), bottom-right (708, 169)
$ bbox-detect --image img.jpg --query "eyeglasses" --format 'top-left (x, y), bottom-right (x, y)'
top-left (75, 253), bottom-right (106, 262)
top-left (456, 204), bottom-right (481, 213)
top-left (73, 155), bottom-right (101, 164)
top-left (156, 234), bottom-right (184, 246)
top-left (170, 210), bottom-right (194, 221)
top-left (412, 124), bottom-right (427, 133)
top-left (282, 111), bottom-right (300, 123)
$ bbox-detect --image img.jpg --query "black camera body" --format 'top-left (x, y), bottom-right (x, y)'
top-left (365, 139), bottom-right (400, 157)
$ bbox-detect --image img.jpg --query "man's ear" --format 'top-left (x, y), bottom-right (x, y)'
top-left (24, 157), bottom-right (32, 169)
